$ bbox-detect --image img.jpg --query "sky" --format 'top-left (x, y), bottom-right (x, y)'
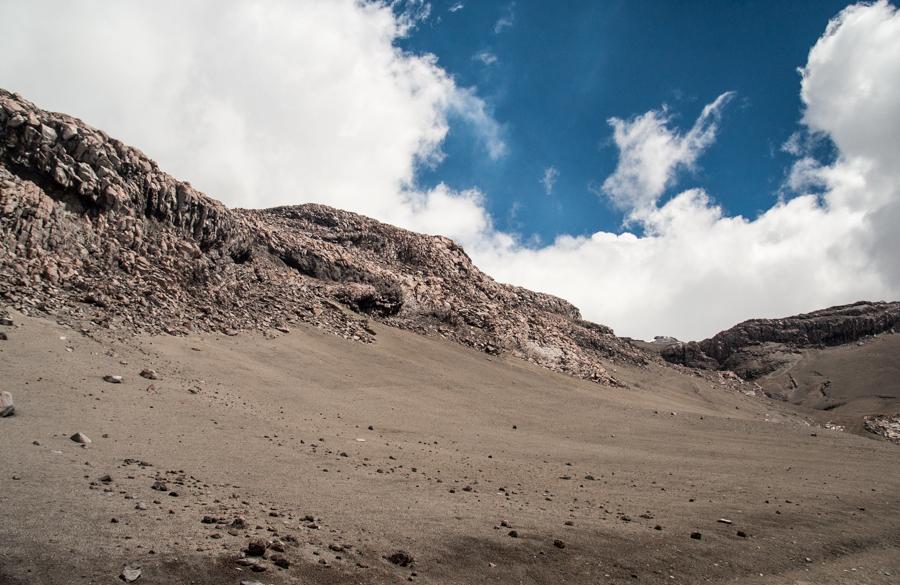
top-left (0, 0), bottom-right (898, 341)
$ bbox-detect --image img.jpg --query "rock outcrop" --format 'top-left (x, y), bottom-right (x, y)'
top-left (0, 89), bottom-right (647, 386)
top-left (661, 302), bottom-right (900, 379)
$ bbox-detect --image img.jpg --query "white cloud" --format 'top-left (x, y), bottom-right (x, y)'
top-left (541, 166), bottom-right (559, 195)
top-left (494, 2), bottom-right (515, 34)
top-left (600, 91), bottom-right (734, 218)
top-left (474, 50), bottom-right (499, 66)
top-left (0, 0), bottom-right (502, 237)
top-left (1, 0), bottom-right (898, 342)
top-left (448, 2), bottom-right (465, 13)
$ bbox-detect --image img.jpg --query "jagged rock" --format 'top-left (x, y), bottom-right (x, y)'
top-left (662, 302), bottom-right (900, 379)
top-left (0, 88), bottom-right (648, 388)
top-left (0, 391), bottom-right (13, 417)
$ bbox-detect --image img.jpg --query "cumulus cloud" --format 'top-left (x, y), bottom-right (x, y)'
top-left (541, 166), bottom-right (559, 195)
top-left (471, 1), bottom-right (900, 340)
top-left (1, 0), bottom-right (897, 341)
top-left (448, 2), bottom-right (465, 13)
top-left (0, 0), bottom-right (502, 242)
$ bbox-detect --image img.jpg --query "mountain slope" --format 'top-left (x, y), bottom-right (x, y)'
top-left (660, 302), bottom-right (900, 434)
top-left (0, 88), bottom-right (645, 386)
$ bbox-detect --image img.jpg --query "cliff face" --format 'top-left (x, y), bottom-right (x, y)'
top-left (0, 89), bottom-right (647, 386)
top-left (661, 302), bottom-right (900, 379)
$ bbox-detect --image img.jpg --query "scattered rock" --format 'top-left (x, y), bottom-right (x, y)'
top-left (0, 332), bottom-right (7, 340)
top-left (139, 369), bottom-right (158, 380)
top-left (246, 539), bottom-right (268, 557)
top-left (270, 554), bottom-right (290, 569)
top-left (690, 532), bottom-right (702, 540)
top-left (70, 432), bottom-right (91, 444)
top-left (737, 530), bottom-right (748, 538)
top-left (119, 566), bottom-right (141, 582)
top-left (507, 530), bottom-right (519, 538)
top-left (717, 518), bottom-right (733, 525)
top-left (103, 375), bottom-right (123, 384)
top-left (863, 414), bottom-right (900, 443)
top-left (151, 481), bottom-right (167, 491)
top-left (386, 550), bottom-right (414, 567)
top-left (0, 392), bottom-right (14, 417)
top-left (553, 539), bottom-right (566, 549)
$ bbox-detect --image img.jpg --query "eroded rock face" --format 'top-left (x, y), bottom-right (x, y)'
top-left (0, 89), bottom-right (647, 386)
top-left (661, 302), bottom-right (900, 379)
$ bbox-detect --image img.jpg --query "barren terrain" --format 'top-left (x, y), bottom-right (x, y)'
top-left (2, 310), bottom-right (898, 585)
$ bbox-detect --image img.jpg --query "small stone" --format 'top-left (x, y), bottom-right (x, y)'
top-left (119, 566), bottom-right (141, 582)
top-left (1, 392), bottom-right (14, 417)
top-left (271, 554), bottom-right (290, 569)
top-left (246, 539), bottom-right (267, 557)
top-left (70, 432), bottom-right (91, 444)
top-left (230, 516), bottom-right (247, 529)
top-left (98, 474), bottom-right (113, 483)
top-left (386, 550), bottom-right (414, 567)
top-left (717, 518), bottom-right (733, 525)
top-left (553, 539), bottom-right (565, 549)
top-left (507, 530), bottom-right (519, 538)
top-left (103, 375), bottom-right (123, 384)
top-left (564, 521), bottom-right (574, 526)
top-left (737, 530), bottom-right (748, 538)
top-left (139, 369), bottom-right (158, 380)
top-left (690, 532), bottom-right (702, 540)
top-left (151, 481), bottom-right (167, 491)
top-left (0, 332), bottom-right (7, 340)
top-left (135, 502), bottom-right (148, 510)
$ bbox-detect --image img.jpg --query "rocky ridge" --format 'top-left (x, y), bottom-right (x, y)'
top-left (660, 301), bottom-right (900, 379)
top-left (0, 88), bottom-right (647, 386)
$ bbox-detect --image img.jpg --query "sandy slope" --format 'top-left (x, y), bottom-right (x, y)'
top-left (757, 335), bottom-right (900, 429)
top-left (1, 312), bottom-right (898, 585)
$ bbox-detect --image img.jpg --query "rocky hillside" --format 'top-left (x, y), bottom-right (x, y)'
top-left (661, 301), bottom-right (900, 379)
top-left (0, 88), bottom-right (647, 386)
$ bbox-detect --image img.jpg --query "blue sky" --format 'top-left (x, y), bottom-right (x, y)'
top-left (400, 0), bottom-right (850, 242)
